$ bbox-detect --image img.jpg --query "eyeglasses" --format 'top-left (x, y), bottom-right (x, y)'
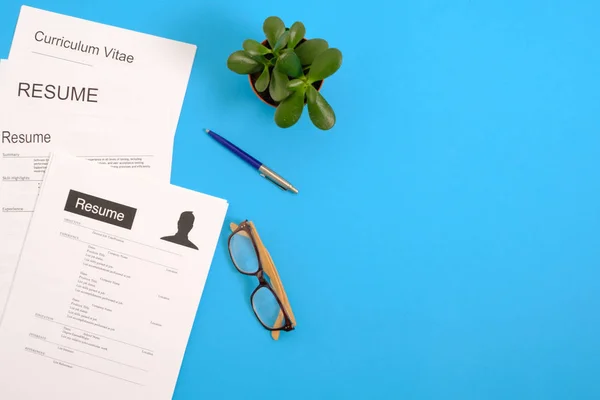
top-left (228, 220), bottom-right (295, 336)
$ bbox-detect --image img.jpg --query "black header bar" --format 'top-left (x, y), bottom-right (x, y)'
top-left (64, 190), bottom-right (137, 230)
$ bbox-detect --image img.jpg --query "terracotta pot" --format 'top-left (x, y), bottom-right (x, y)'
top-left (248, 38), bottom-right (323, 108)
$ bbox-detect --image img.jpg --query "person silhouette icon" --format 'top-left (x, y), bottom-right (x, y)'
top-left (160, 211), bottom-right (198, 250)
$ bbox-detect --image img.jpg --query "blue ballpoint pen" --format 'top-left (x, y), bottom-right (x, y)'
top-left (204, 129), bottom-right (299, 194)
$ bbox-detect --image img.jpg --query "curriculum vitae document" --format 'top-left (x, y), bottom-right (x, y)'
top-left (0, 152), bottom-right (228, 400)
top-left (8, 5), bottom-right (197, 131)
top-left (0, 58), bottom-right (184, 319)
top-left (0, 60), bottom-right (168, 122)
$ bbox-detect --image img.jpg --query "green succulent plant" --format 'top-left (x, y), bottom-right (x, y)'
top-left (227, 16), bottom-right (342, 130)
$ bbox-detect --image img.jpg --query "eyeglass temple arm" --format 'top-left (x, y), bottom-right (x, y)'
top-left (258, 244), bottom-right (292, 341)
top-left (258, 239), bottom-right (296, 333)
top-left (229, 222), bottom-right (296, 339)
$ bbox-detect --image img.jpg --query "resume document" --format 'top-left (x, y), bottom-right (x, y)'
top-left (0, 5), bottom-right (197, 319)
top-left (0, 152), bottom-right (228, 399)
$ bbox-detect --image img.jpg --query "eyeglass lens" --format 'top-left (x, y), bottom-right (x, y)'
top-left (229, 230), bottom-right (259, 274)
top-left (252, 286), bottom-right (285, 330)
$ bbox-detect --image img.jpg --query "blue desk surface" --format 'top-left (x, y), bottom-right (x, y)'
top-left (1, 1), bottom-right (599, 399)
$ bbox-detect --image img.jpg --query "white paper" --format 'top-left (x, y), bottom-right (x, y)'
top-left (0, 60), bottom-right (169, 123)
top-left (9, 5), bottom-right (196, 127)
top-left (0, 6), bottom-right (197, 318)
top-left (0, 60), bottom-right (6, 182)
top-left (0, 151), bottom-right (228, 399)
top-left (5, 4), bottom-right (197, 174)
top-left (0, 60), bottom-right (180, 317)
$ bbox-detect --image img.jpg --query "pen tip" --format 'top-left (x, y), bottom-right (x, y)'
top-left (203, 128), bottom-right (210, 133)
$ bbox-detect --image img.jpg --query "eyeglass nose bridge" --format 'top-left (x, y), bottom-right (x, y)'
top-left (255, 269), bottom-right (268, 285)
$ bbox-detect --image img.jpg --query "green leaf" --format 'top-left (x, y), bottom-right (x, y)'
top-left (275, 87), bottom-right (306, 128)
top-left (287, 79), bottom-right (305, 91)
top-left (295, 39), bottom-right (329, 65)
top-left (255, 66), bottom-right (270, 92)
top-left (307, 48), bottom-right (342, 83)
top-left (243, 39), bottom-right (271, 56)
top-left (263, 16), bottom-right (285, 48)
top-left (227, 50), bottom-right (263, 74)
top-left (278, 49), bottom-right (303, 78)
top-left (307, 85), bottom-right (335, 130)
top-left (269, 65), bottom-right (291, 102)
top-left (272, 31), bottom-right (290, 53)
top-left (288, 22), bottom-right (306, 49)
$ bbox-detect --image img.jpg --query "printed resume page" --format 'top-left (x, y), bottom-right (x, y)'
top-left (0, 4), bottom-right (197, 319)
top-left (0, 59), bottom-right (181, 320)
top-left (0, 152), bottom-right (228, 399)
top-left (8, 5), bottom-right (197, 131)
top-left (0, 59), bottom-right (168, 122)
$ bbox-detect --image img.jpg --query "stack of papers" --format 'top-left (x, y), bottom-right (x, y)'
top-left (0, 6), bottom-right (228, 399)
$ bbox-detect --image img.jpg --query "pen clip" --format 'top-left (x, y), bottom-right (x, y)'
top-left (260, 173), bottom-right (287, 191)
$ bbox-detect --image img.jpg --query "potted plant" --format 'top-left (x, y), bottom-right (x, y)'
top-left (227, 16), bottom-right (342, 130)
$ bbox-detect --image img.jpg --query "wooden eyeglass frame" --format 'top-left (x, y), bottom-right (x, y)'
top-left (228, 220), bottom-right (296, 339)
